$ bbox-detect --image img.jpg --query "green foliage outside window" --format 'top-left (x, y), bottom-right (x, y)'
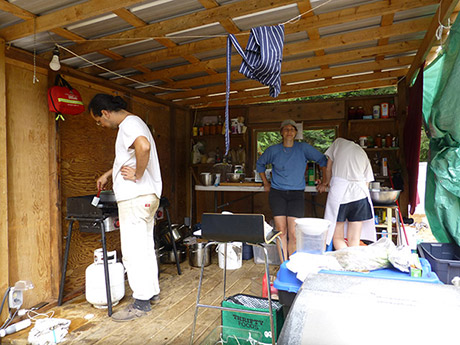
top-left (257, 128), bottom-right (336, 157)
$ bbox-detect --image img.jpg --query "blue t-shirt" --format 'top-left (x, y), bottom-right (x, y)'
top-left (256, 141), bottom-right (327, 190)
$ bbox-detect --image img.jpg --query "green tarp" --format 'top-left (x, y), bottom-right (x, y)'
top-left (422, 17), bottom-right (460, 245)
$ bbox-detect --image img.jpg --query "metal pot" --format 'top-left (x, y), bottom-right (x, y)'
top-left (200, 172), bottom-right (214, 186)
top-left (160, 247), bottom-right (186, 264)
top-left (187, 243), bottom-right (211, 267)
top-left (161, 224), bottom-right (187, 244)
top-left (226, 172), bottom-right (245, 182)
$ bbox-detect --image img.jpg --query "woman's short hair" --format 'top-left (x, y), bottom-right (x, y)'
top-left (88, 94), bottom-right (127, 117)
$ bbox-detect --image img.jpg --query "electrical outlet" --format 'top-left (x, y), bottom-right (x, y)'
top-left (8, 289), bottom-right (23, 309)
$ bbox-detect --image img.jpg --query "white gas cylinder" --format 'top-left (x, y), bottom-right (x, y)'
top-left (85, 249), bottom-right (125, 309)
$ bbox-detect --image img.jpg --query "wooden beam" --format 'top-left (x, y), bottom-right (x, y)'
top-left (48, 0), bottom-right (298, 60)
top-left (407, 0), bottom-right (460, 82)
top-left (189, 79), bottom-right (398, 108)
top-left (178, 69), bottom-right (408, 106)
top-left (49, 28), bottom-right (86, 43)
top-left (112, 8), bottom-right (147, 27)
top-left (0, 38), bottom-right (9, 323)
top-left (112, 6), bottom-right (217, 75)
top-left (80, 15), bottom-right (430, 77)
top-left (4, 46), bottom-right (187, 110)
top-left (155, 40), bottom-right (420, 90)
top-left (289, 0), bottom-right (437, 32)
top-left (0, 0), bottom-right (144, 42)
top-left (47, 70), bottom-right (62, 298)
top-left (158, 55), bottom-right (414, 101)
top-left (0, 0), bottom-right (35, 19)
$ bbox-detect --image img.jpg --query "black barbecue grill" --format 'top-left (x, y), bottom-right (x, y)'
top-left (58, 191), bottom-right (119, 316)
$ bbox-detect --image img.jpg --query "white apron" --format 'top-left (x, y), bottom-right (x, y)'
top-left (324, 176), bottom-right (376, 245)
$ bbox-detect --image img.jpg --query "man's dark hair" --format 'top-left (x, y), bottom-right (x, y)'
top-left (88, 94), bottom-right (128, 117)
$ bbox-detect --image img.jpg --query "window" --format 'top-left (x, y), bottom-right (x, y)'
top-left (256, 127), bottom-right (336, 159)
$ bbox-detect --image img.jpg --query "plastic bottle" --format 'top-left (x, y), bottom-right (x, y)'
top-left (307, 162), bottom-right (315, 186)
top-left (0, 319), bottom-right (32, 337)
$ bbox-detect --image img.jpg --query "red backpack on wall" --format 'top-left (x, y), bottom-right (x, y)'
top-left (48, 74), bottom-right (85, 120)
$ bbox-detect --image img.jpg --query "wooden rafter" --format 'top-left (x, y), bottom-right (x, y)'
top-left (178, 69), bottom-right (408, 107)
top-left (149, 40), bottom-right (419, 91)
top-left (158, 55), bottom-right (414, 102)
top-left (42, 0), bottom-right (298, 60)
top-left (80, 15), bottom-right (430, 77)
top-left (0, 0), bottom-right (144, 41)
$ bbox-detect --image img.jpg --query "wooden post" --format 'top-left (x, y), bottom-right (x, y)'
top-left (48, 71), bottom-right (62, 298)
top-left (0, 38), bottom-right (9, 323)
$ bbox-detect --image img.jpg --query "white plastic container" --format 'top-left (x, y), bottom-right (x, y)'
top-left (295, 218), bottom-right (331, 254)
top-left (217, 242), bottom-right (242, 270)
top-left (85, 249), bottom-right (125, 309)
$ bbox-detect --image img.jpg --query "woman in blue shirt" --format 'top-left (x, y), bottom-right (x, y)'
top-left (256, 119), bottom-right (327, 261)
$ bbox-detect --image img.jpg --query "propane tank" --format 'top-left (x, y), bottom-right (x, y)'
top-left (85, 248), bottom-right (125, 309)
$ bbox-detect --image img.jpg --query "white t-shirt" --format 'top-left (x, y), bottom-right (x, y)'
top-left (325, 138), bottom-right (374, 203)
top-left (112, 115), bottom-right (162, 202)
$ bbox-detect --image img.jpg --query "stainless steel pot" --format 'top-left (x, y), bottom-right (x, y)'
top-left (162, 224), bottom-right (187, 244)
top-left (187, 243), bottom-right (211, 267)
top-left (160, 247), bottom-right (186, 264)
top-left (200, 173), bottom-right (214, 186)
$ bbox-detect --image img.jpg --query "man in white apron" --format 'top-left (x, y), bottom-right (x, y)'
top-left (317, 138), bottom-right (376, 249)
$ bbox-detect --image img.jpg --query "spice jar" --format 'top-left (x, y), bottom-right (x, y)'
top-left (356, 106), bottom-right (365, 118)
top-left (209, 123), bottom-right (216, 135)
top-left (375, 134), bottom-right (382, 148)
top-left (203, 123), bottom-right (210, 135)
top-left (385, 133), bottom-right (392, 147)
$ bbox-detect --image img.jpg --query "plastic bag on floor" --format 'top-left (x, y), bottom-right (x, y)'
top-left (28, 318), bottom-right (71, 345)
top-left (325, 237), bottom-right (395, 271)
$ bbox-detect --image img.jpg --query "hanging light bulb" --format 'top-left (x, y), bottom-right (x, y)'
top-left (49, 46), bottom-right (61, 71)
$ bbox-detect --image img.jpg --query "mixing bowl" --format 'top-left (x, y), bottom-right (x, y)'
top-left (370, 190), bottom-right (401, 204)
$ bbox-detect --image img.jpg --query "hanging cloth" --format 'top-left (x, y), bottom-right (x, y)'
top-left (404, 62), bottom-right (424, 215)
top-left (224, 25), bottom-right (285, 155)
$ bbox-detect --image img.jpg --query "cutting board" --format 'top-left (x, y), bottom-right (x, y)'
top-left (219, 182), bottom-right (263, 186)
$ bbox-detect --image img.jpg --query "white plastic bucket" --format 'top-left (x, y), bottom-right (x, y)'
top-left (217, 242), bottom-right (242, 270)
top-left (295, 218), bottom-right (331, 254)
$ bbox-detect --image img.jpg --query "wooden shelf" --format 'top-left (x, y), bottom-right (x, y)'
top-left (348, 118), bottom-right (396, 124)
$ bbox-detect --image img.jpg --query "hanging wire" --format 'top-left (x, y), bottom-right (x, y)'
top-left (280, 0), bottom-right (334, 25)
top-left (32, 18), bottom-right (39, 84)
top-left (56, 44), bottom-right (191, 92)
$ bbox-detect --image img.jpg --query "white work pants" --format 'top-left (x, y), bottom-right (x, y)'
top-left (117, 194), bottom-right (160, 300)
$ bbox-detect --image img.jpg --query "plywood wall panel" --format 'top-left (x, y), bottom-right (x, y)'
top-left (247, 101), bottom-right (345, 124)
top-left (0, 39), bottom-right (9, 322)
top-left (6, 64), bottom-right (52, 308)
top-left (59, 85), bottom-right (121, 297)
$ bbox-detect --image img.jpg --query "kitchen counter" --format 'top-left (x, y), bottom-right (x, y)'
top-left (195, 184), bottom-right (319, 192)
top-left (194, 184), bottom-right (322, 220)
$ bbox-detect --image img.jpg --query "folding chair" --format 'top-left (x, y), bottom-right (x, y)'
top-left (190, 213), bottom-right (281, 345)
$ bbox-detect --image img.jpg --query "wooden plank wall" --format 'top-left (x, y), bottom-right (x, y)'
top-left (0, 38), bottom-right (9, 322)
top-left (0, 53), bottom-right (190, 314)
top-left (5, 63), bottom-right (53, 308)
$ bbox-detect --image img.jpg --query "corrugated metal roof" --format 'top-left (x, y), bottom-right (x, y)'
top-left (1, 0), bottom-right (458, 108)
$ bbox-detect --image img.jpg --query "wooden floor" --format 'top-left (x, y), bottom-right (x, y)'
top-left (3, 256), bottom-right (279, 345)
